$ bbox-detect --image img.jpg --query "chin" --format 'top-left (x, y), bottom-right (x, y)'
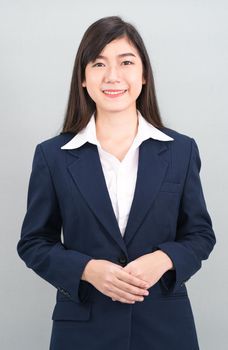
top-left (98, 103), bottom-right (134, 114)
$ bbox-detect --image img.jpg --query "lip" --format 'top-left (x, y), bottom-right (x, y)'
top-left (102, 89), bottom-right (127, 92)
top-left (102, 89), bottom-right (127, 98)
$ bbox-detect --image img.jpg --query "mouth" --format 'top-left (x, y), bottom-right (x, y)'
top-left (102, 89), bottom-right (127, 98)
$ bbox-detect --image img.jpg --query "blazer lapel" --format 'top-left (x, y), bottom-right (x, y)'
top-left (123, 139), bottom-right (169, 246)
top-left (66, 143), bottom-right (128, 255)
top-left (65, 139), bottom-right (169, 254)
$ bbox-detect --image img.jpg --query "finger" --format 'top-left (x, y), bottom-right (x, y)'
top-left (110, 293), bottom-right (135, 304)
top-left (116, 269), bottom-right (149, 289)
top-left (111, 294), bottom-right (136, 304)
top-left (108, 284), bottom-right (145, 303)
top-left (113, 277), bottom-right (149, 297)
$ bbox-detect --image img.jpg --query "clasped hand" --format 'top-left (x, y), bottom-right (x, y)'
top-left (82, 250), bottom-right (173, 304)
top-left (111, 250), bottom-right (173, 302)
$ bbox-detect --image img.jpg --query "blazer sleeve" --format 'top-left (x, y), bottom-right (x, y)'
top-left (17, 144), bottom-right (93, 303)
top-left (157, 138), bottom-right (216, 293)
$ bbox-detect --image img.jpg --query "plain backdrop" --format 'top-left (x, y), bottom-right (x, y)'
top-left (1, 1), bottom-right (227, 349)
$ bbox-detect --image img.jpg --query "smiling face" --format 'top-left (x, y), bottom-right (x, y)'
top-left (82, 36), bottom-right (146, 115)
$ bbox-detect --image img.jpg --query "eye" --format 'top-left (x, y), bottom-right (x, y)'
top-left (92, 62), bottom-right (105, 67)
top-left (122, 60), bottom-right (134, 65)
top-left (92, 60), bottom-right (134, 67)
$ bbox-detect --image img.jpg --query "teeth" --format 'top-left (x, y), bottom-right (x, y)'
top-left (103, 90), bottom-right (126, 95)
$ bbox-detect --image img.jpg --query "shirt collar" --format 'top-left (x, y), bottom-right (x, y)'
top-left (61, 109), bottom-right (174, 150)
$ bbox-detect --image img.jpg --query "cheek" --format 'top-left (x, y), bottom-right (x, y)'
top-left (129, 80), bottom-right (144, 97)
top-left (84, 86), bottom-right (95, 101)
top-left (84, 68), bottom-right (100, 88)
top-left (85, 75), bottom-right (98, 89)
top-left (84, 78), bottom-right (101, 100)
top-left (127, 72), bottom-right (144, 91)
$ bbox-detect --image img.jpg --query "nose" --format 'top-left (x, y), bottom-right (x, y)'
top-left (104, 65), bottom-right (121, 83)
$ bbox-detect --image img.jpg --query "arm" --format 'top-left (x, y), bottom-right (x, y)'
top-left (157, 138), bottom-right (216, 292)
top-left (17, 144), bottom-right (93, 303)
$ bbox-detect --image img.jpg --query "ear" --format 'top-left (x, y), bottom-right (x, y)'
top-left (142, 77), bottom-right (146, 85)
top-left (82, 81), bottom-right (86, 87)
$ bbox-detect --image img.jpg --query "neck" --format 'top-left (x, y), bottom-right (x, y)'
top-left (95, 107), bottom-right (139, 142)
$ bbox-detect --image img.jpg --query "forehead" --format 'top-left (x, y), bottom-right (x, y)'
top-left (98, 37), bottom-right (139, 57)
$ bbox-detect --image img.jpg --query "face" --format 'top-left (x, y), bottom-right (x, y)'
top-left (82, 36), bottom-right (146, 115)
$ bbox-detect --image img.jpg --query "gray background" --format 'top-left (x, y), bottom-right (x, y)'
top-left (1, 1), bottom-right (227, 349)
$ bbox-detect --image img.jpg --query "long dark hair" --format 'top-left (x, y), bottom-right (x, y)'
top-left (60, 16), bottom-right (164, 134)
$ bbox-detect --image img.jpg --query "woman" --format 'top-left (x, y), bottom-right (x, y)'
top-left (17, 16), bottom-right (216, 350)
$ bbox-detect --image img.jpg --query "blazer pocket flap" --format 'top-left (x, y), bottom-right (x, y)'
top-left (52, 301), bottom-right (91, 321)
top-left (159, 182), bottom-right (181, 193)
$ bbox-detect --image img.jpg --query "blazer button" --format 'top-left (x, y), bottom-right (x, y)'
top-left (118, 256), bottom-right (127, 266)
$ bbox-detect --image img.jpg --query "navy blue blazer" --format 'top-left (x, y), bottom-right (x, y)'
top-left (17, 126), bottom-right (216, 350)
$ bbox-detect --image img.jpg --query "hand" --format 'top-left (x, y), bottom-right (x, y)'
top-left (81, 259), bottom-right (150, 304)
top-left (111, 250), bottom-right (173, 301)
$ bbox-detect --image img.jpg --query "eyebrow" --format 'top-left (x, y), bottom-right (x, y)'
top-left (93, 52), bottom-right (137, 61)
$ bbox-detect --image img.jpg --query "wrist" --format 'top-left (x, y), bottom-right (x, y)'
top-left (156, 250), bottom-right (174, 272)
top-left (81, 259), bottom-right (95, 282)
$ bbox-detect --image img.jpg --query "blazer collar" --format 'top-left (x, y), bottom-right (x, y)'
top-left (60, 109), bottom-right (174, 151)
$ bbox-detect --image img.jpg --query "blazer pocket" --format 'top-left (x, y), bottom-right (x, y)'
top-left (159, 182), bottom-right (181, 193)
top-left (52, 301), bottom-right (91, 321)
top-left (159, 292), bottom-right (188, 300)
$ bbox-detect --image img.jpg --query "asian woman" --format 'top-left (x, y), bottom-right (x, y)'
top-left (17, 15), bottom-right (216, 350)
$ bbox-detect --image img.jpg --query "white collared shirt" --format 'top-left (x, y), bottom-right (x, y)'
top-left (61, 110), bottom-right (174, 237)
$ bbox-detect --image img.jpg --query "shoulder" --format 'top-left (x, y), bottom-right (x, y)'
top-left (38, 132), bottom-right (75, 149)
top-left (159, 126), bottom-right (202, 174)
top-left (158, 126), bottom-right (202, 170)
top-left (31, 132), bottom-right (76, 167)
top-left (159, 126), bottom-right (198, 153)
top-left (159, 126), bottom-right (194, 143)
top-left (35, 132), bottom-right (75, 155)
